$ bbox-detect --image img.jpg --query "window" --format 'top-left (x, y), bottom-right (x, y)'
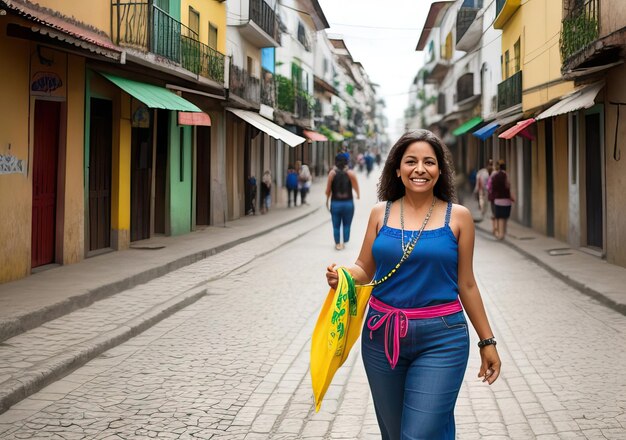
top-left (444, 32), bottom-right (453, 59)
top-left (323, 58), bottom-right (328, 74)
top-left (297, 22), bottom-right (310, 51)
top-left (208, 23), bottom-right (218, 49)
top-left (188, 7), bottom-right (200, 40)
top-left (514, 38), bottom-right (521, 72)
top-left (504, 50), bottom-right (510, 78)
top-left (247, 56), bottom-right (255, 76)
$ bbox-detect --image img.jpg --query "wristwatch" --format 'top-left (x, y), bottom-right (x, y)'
top-left (478, 337), bottom-right (497, 348)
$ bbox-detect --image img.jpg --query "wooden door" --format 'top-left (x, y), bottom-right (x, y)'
top-left (585, 112), bottom-right (603, 248)
top-left (89, 98), bottom-right (112, 250)
top-left (545, 118), bottom-right (555, 237)
top-left (131, 126), bottom-right (153, 241)
top-left (196, 126), bottom-right (211, 225)
top-left (32, 100), bottom-right (60, 267)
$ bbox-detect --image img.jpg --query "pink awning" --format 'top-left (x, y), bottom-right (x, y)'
top-left (178, 112), bottom-right (211, 126)
top-left (303, 129), bottom-right (328, 142)
top-left (498, 118), bottom-right (536, 140)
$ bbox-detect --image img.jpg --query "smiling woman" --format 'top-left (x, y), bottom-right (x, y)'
top-left (325, 129), bottom-right (501, 440)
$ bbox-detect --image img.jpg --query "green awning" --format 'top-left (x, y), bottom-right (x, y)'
top-left (100, 73), bottom-right (201, 112)
top-left (452, 116), bottom-right (483, 136)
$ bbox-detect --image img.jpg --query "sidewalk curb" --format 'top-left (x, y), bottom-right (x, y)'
top-left (475, 226), bottom-right (626, 316)
top-left (0, 207), bottom-right (321, 344)
top-left (0, 286), bottom-right (207, 414)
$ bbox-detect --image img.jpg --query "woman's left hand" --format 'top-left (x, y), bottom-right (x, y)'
top-left (478, 345), bottom-right (501, 385)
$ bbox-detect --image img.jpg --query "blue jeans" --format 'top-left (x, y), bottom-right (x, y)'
top-left (361, 309), bottom-right (469, 440)
top-left (330, 200), bottom-right (355, 244)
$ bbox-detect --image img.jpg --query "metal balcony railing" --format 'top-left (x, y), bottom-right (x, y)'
top-left (229, 64), bottom-right (260, 104)
top-left (560, 0), bottom-right (599, 61)
top-left (112, 2), bottom-right (225, 83)
top-left (181, 36), bottom-right (225, 83)
top-left (497, 70), bottom-right (522, 112)
top-left (250, 0), bottom-right (278, 41)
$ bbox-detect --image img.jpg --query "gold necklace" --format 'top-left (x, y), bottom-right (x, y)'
top-left (400, 196), bottom-right (436, 253)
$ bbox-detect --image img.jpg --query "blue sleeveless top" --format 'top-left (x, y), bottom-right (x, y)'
top-left (371, 200), bottom-right (459, 308)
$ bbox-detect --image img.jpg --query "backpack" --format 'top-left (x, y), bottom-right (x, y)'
top-left (331, 169), bottom-right (352, 200)
top-left (286, 172), bottom-right (298, 190)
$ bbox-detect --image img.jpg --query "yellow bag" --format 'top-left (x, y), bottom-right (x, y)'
top-left (310, 267), bottom-right (373, 412)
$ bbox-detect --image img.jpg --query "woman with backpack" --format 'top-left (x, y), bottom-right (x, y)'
top-left (325, 153), bottom-right (360, 250)
top-left (489, 160), bottom-right (515, 240)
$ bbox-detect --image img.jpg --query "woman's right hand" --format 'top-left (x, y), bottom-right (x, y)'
top-left (326, 263), bottom-right (339, 289)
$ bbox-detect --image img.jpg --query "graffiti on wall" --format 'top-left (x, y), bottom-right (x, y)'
top-left (0, 153), bottom-right (25, 175)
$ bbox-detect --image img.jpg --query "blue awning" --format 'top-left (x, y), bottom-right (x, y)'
top-left (472, 121), bottom-right (500, 140)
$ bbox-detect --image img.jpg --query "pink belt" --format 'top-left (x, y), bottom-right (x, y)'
top-left (367, 296), bottom-right (463, 370)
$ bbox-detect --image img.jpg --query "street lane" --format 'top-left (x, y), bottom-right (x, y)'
top-left (0, 168), bottom-right (624, 439)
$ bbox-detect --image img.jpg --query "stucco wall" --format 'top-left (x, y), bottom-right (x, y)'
top-left (521, 0), bottom-right (574, 111)
top-left (0, 35), bottom-right (31, 283)
top-left (62, 55), bottom-right (86, 264)
top-left (604, 64), bottom-right (626, 267)
top-left (36, 0), bottom-right (111, 35)
top-left (600, 0), bottom-right (626, 37)
top-left (182, 0), bottom-right (226, 53)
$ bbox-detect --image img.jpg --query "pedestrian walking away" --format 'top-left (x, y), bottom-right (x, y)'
top-left (260, 170), bottom-right (272, 214)
top-left (285, 164), bottom-right (299, 207)
top-left (474, 158), bottom-right (493, 219)
top-left (299, 163), bottom-right (312, 205)
top-left (490, 160), bottom-right (515, 240)
top-left (325, 153), bottom-right (360, 250)
top-left (325, 130), bottom-right (501, 440)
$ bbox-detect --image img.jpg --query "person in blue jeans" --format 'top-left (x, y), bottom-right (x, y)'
top-left (326, 130), bottom-right (501, 439)
top-left (325, 154), bottom-right (360, 250)
top-left (285, 164), bottom-right (299, 207)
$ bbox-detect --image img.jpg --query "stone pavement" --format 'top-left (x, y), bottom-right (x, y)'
top-left (465, 196), bottom-right (626, 317)
top-left (0, 185), bottom-right (325, 344)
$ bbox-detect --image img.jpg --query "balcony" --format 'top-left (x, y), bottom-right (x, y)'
top-left (424, 60), bottom-right (451, 84)
top-left (456, 1), bottom-right (484, 51)
top-left (456, 73), bottom-right (475, 103)
top-left (239, 0), bottom-right (279, 48)
top-left (112, 2), bottom-right (225, 84)
top-left (494, 0), bottom-right (521, 29)
top-left (497, 70), bottom-right (522, 112)
top-left (181, 37), bottom-right (225, 83)
top-left (560, 0), bottom-right (599, 62)
top-left (229, 64), bottom-right (260, 105)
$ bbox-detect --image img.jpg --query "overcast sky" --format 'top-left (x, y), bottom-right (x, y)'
top-left (316, 0), bottom-right (435, 143)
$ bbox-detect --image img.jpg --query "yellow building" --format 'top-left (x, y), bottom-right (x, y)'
top-left (494, 0), bottom-right (574, 240)
top-left (0, 1), bottom-right (122, 282)
top-left (0, 0), bottom-right (228, 283)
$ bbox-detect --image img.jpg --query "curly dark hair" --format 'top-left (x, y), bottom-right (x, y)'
top-left (377, 129), bottom-right (456, 203)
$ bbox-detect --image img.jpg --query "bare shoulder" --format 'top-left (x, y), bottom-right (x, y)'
top-left (451, 203), bottom-right (472, 222)
top-left (370, 201), bottom-right (387, 230)
top-left (371, 201), bottom-right (387, 218)
top-left (449, 203), bottom-right (474, 236)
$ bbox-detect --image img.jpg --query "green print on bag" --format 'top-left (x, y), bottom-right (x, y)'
top-left (328, 268), bottom-right (356, 356)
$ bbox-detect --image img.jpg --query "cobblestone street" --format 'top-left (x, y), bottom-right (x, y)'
top-left (0, 174), bottom-right (625, 439)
